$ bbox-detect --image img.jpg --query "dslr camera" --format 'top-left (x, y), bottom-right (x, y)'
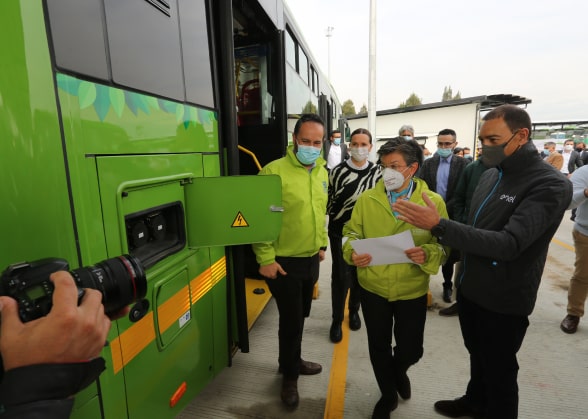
top-left (0, 255), bottom-right (147, 323)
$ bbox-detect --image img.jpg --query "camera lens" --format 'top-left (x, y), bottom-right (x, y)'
top-left (71, 255), bottom-right (147, 316)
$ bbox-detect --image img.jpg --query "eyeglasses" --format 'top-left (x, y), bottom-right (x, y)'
top-left (379, 163), bottom-right (408, 171)
top-left (437, 141), bottom-right (455, 148)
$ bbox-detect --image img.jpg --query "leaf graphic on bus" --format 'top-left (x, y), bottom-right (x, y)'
top-left (176, 103), bottom-right (184, 122)
top-left (127, 92), bottom-right (150, 115)
top-left (93, 85), bottom-right (110, 121)
top-left (110, 88), bottom-right (125, 117)
top-left (145, 96), bottom-right (159, 111)
top-left (158, 98), bottom-right (177, 114)
top-left (78, 81), bottom-right (96, 109)
top-left (56, 73), bottom-right (81, 97)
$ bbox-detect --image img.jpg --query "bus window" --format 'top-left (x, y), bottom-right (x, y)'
top-left (46, 0), bottom-right (109, 81)
top-left (179, 0), bottom-right (215, 108)
top-left (299, 48), bottom-right (309, 85)
top-left (104, 0), bottom-right (184, 101)
top-left (285, 30), bottom-right (296, 69)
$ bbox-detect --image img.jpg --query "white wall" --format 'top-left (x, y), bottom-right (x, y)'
top-left (348, 103), bottom-right (481, 154)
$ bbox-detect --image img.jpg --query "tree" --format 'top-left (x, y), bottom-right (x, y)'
top-left (398, 92), bottom-right (422, 108)
top-left (442, 86), bottom-right (461, 101)
top-left (302, 100), bottom-right (317, 114)
top-left (359, 104), bottom-right (367, 114)
top-left (342, 99), bottom-right (356, 116)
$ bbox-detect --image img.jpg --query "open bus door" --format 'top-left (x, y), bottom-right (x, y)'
top-left (213, 0), bottom-right (287, 352)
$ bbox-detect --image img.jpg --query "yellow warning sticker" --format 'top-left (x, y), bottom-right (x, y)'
top-left (232, 212), bottom-right (249, 227)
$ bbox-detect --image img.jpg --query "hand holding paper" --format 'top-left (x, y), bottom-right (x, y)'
top-left (350, 230), bottom-right (416, 266)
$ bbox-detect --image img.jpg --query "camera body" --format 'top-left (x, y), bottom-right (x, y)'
top-left (0, 255), bottom-right (147, 323)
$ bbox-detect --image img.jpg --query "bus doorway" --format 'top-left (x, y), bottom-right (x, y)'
top-left (233, 0), bottom-right (287, 174)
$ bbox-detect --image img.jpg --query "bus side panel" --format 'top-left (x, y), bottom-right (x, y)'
top-left (55, 74), bottom-right (229, 417)
top-left (0, 2), bottom-right (79, 264)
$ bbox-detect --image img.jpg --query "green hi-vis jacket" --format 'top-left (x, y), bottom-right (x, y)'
top-left (343, 178), bottom-right (449, 301)
top-left (252, 146), bottom-right (328, 266)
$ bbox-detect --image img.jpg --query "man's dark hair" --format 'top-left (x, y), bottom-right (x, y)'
top-left (483, 104), bottom-right (531, 133)
top-left (438, 128), bottom-right (457, 139)
top-left (377, 137), bottom-right (423, 167)
top-left (350, 128), bottom-right (373, 144)
top-left (294, 114), bottom-right (325, 135)
top-left (330, 129), bottom-right (341, 137)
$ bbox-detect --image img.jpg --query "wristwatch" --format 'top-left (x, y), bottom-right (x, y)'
top-left (431, 222), bottom-right (446, 238)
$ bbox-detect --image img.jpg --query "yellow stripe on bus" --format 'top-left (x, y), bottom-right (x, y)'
top-left (110, 256), bottom-right (227, 374)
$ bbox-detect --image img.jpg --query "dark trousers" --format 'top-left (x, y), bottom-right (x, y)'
top-left (458, 292), bottom-right (529, 419)
top-left (329, 230), bottom-right (361, 322)
top-left (442, 249), bottom-right (461, 290)
top-left (360, 287), bottom-right (427, 398)
top-left (265, 254), bottom-right (319, 380)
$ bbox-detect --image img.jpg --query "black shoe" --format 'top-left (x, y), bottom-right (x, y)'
top-left (330, 321), bottom-right (342, 343)
top-left (372, 395), bottom-right (398, 419)
top-left (560, 314), bottom-right (580, 334)
top-left (299, 359), bottom-right (322, 375)
top-left (434, 396), bottom-right (481, 418)
top-left (349, 311), bottom-right (362, 331)
top-left (439, 303), bottom-right (459, 317)
top-left (278, 359), bottom-right (322, 375)
top-left (396, 370), bottom-right (411, 400)
top-left (281, 378), bottom-right (299, 409)
top-left (443, 288), bottom-right (452, 303)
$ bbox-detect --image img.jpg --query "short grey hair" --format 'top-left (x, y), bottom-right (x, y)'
top-left (398, 124), bottom-right (414, 136)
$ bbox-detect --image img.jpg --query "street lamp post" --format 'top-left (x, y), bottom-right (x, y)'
top-left (326, 26), bottom-right (334, 80)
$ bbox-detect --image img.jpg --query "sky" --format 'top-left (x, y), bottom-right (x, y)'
top-left (284, 0), bottom-right (588, 122)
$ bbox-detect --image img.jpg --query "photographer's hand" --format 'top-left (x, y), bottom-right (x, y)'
top-left (0, 271), bottom-right (111, 371)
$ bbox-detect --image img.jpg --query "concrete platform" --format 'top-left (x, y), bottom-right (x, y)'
top-left (178, 215), bottom-right (587, 418)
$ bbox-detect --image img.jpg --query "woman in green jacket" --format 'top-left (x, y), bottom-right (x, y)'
top-left (343, 138), bottom-right (448, 419)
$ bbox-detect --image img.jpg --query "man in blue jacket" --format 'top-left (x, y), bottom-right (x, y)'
top-left (393, 105), bottom-right (572, 419)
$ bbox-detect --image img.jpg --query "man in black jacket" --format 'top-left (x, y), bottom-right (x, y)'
top-left (393, 105), bottom-right (572, 419)
top-left (418, 129), bottom-right (469, 303)
top-left (0, 271), bottom-right (112, 418)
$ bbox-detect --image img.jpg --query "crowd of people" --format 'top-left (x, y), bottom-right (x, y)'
top-left (258, 105), bottom-right (577, 418)
top-left (1, 105), bottom-right (585, 419)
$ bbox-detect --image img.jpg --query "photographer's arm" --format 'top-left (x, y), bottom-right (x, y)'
top-left (0, 271), bottom-right (111, 418)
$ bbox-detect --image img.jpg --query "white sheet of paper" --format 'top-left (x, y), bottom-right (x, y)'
top-left (350, 230), bottom-right (415, 266)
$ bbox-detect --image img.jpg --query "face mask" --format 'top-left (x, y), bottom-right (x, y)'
top-left (481, 130), bottom-right (519, 168)
top-left (464, 153), bottom-right (471, 159)
top-left (383, 167), bottom-right (409, 191)
top-left (349, 146), bottom-right (370, 162)
top-left (333, 138), bottom-right (341, 145)
top-left (437, 148), bottom-right (453, 158)
top-left (564, 145), bottom-right (573, 152)
top-left (402, 136), bottom-right (412, 141)
top-left (296, 144), bottom-right (321, 165)
top-left (543, 149), bottom-right (551, 156)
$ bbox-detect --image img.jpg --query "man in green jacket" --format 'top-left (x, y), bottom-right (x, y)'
top-left (252, 114), bottom-right (328, 410)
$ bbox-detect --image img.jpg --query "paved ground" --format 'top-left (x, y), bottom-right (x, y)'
top-left (178, 214), bottom-right (587, 418)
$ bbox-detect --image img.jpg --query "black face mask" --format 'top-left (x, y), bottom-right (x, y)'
top-left (481, 130), bottom-right (519, 168)
top-left (576, 147), bottom-right (584, 153)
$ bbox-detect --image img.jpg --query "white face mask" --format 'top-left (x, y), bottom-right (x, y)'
top-left (383, 167), bottom-right (409, 191)
top-left (349, 146), bottom-right (370, 162)
top-left (564, 144), bottom-right (573, 152)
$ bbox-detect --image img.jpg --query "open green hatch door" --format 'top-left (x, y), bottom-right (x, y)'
top-left (185, 175), bottom-right (282, 248)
